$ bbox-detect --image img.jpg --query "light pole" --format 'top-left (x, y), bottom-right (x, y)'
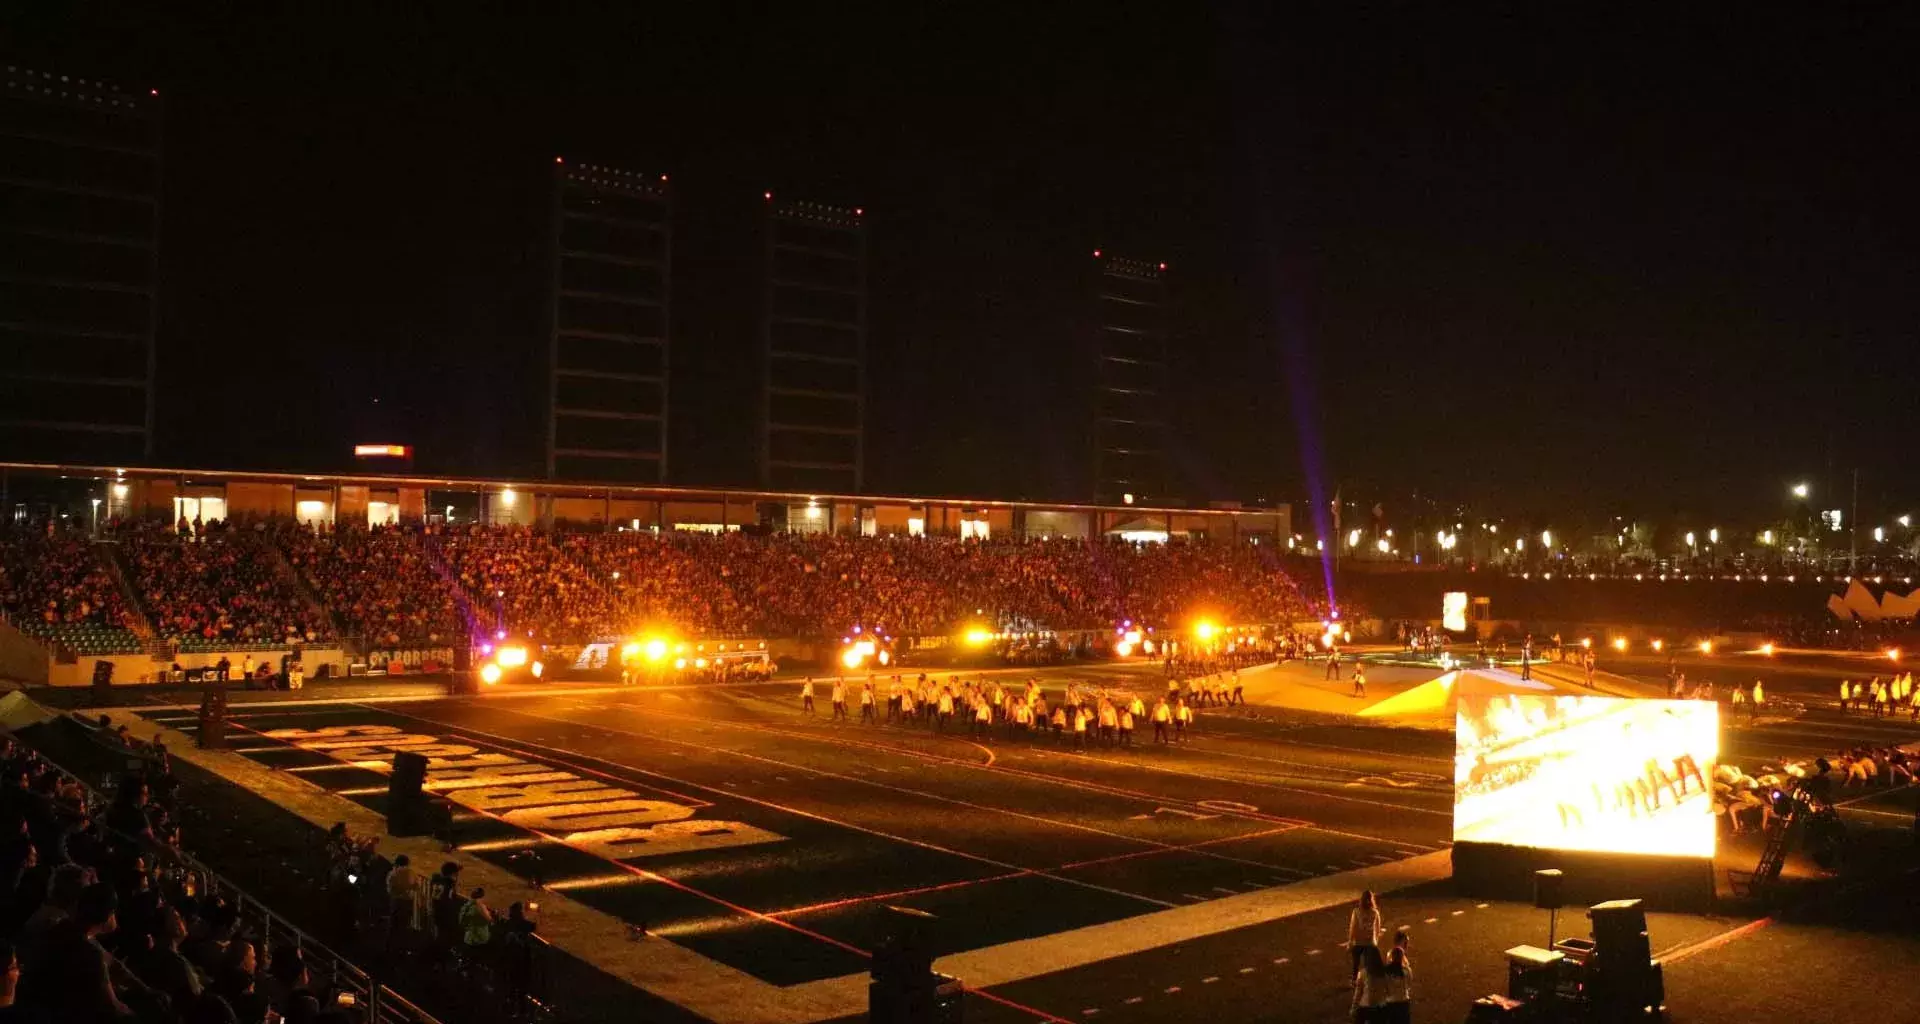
top-left (90, 497), bottom-right (101, 537)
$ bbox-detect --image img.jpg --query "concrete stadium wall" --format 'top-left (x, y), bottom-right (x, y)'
top-left (0, 619), bottom-right (51, 686)
top-left (43, 646), bottom-right (348, 687)
top-left (1022, 510), bottom-right (1094, 540)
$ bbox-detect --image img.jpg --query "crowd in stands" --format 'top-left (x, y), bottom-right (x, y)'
top-left (567, 531), bottom-right (1319, 642)
top-left (397, 527), bottom-right (1319, 645)
top-left (0, 530), bottom-right (133, 635)
top-left (9, 517), bottom-right (1324, 651)
top-left (431, 528), bottom-right (617, 645)
top-left (0, 730), bottom-right (369, 1023)
top-left (117, 522), bottom-right (331, 648)
top-left (279, 526), bottom-right (463, 648)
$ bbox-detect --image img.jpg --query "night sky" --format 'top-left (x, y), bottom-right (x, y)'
top-left (8, 6), bottom-right (1914, 522)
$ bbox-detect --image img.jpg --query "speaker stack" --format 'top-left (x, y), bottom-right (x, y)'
top-left (386, 750), bottom-right (447, 837)
top-left (449, 645), bottom-right (479, 695)
top-left (867, 909), bottom-right (962, 1024)
top-left (1587, 898), bottom-right (1663, 1015)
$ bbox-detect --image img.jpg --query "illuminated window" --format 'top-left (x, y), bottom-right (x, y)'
top-left (907, 517), bottom-right (926, 537)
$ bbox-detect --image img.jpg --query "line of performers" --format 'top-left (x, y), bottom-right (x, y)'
top-left (1838, 672), bottom-right (1916, 719)
top-left (798, 675), bottom-right (1200, 745)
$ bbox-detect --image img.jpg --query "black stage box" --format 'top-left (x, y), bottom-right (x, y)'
top-left (1452, 841), bottom-right (1715, 912)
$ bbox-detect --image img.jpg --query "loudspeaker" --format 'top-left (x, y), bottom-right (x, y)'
top-left (389, 751), bottom-right (428, 803)
top-left (1590, 899), bottom-right (1652, 964)
top-left (1532, 868), bottom-right (1564, 910)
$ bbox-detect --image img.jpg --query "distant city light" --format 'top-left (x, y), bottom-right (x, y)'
top-left (1540, 530), bottom-right (1552, 548)
top-left (1760, 530), bottom-right (1774, 545)
top-left (1792, 482), bottom-right (1809, 498)
top-left (1698, 640), bottom-right (1713, 655)
top-left (1900, 515), bottom-right (1912, 528)
top-left (1685, 531), bottom-right (1696, 548)
top-left (1375, 537), bottom-right (1390, 553)
top-left (1708, 528), bottom-right (1718, 544)
top-left (1611, 637), bottom-right (1627, 652)
top-left (1873, 527), bottom-right (1885, 543)
top-left (1348, 529), bottom-right (1362, 548)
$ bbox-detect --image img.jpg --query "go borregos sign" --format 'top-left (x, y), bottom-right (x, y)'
top-left (265, 725), bottom-right (785, 859)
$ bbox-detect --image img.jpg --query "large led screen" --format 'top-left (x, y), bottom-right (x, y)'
top-left (1454, 691), bottom-right (1718, 858)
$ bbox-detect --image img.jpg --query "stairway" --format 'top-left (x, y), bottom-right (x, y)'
top-left (419, 532), bottom-right (484, 642)
top-left (258, 535), bottom-right (344, 641)
top-left (1729, 795), bottom-right (1802, 898)
top-left (93, 541), bottom-right (156, 641)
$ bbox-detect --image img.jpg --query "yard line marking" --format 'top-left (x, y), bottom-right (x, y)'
top-left (571, 699), bottom-right (1452, 845)
top-left (1212, 886), bottom-right (1239, 895)
top-left (1369, 854), bottom-right (1397, 863)
top-left (1082, 1011), bottom-right (1100, 1017)
top-left (1124, 996), bottom-right (1144, 1005)
top-left (1182, 894), bottom-right (1210, 902)
top-left (1306, 949), bottom-right (1322, 956)
top-left (1394, 849), bottom-right (1423, 856)
top-left (1164, 986), bottom-right (1181, 994)
top-left (1451, 910), bottom-right (1465, 916)
top-left (768, 871), bottom-right (1028, 919)
top-left (1273, 957), bottom-right (1289, 964)
top-left (491, 703), bottom-right (1308, 878)
top-left (1052, 826), bottom-right (1302, 871)
top-left (1238, 967), bottom-right (1256, 974)
top-left (1202, 976), bottom-right (1220, 984)
top-left (357, 706), bottom-right (1175, 911)
top-left (1423, 917), bottom-right (1438, 924)
top-left (1325, 864), bottom-right (1344, 872)
top-left (1476, 903), bottom-right (1490, 909)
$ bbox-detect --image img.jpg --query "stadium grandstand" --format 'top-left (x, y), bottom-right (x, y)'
top-left (0, 463), bottom-right (1309, 683)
